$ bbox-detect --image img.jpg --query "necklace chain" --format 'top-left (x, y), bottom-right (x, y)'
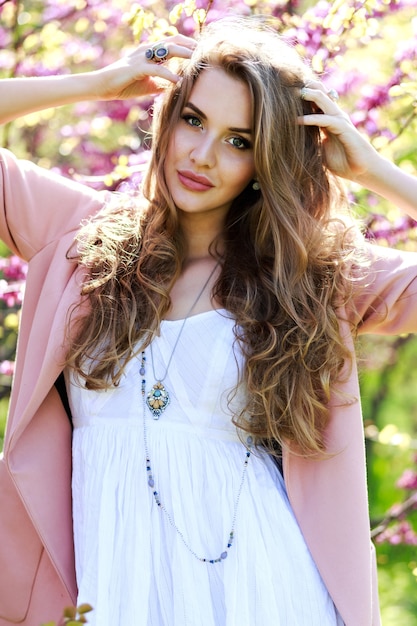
top-left (150, 261), bottom-right (220, 383)
top-left (140, 350), bottom-right (253, 564)
top-left (147, 262), bottom-right (219, 419)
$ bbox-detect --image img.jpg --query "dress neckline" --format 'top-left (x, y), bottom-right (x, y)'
top-left (161, 308), bottom-right (229, 323)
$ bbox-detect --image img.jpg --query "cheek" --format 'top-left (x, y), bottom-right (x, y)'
top-left (164, 136), bottom-right (183, 186)
top-left (229, 159), bottom-right (255, 190)
top-left (164, 136), bottom-right (176, 171)
top-left (165, 136), bottom-right (191, 184)
top-left (167, 126), bottom-right (190, 159)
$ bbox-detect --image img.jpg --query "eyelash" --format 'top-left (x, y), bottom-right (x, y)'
top-left (181, 114), bottom-right (251, 150)
top-left (182, 114), bottom-right (202, 128)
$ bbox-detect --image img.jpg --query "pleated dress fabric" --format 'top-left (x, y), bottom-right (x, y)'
top-left (68, 309), bottom-right (344, 626)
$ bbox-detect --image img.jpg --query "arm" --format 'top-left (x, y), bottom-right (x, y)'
top-left (0, 35), bottom-right (195, 125)
top-left (300, 86), bottom-right (417, 336)
top-left (0, 35), bottom-right (195, 258)
top-left (353, 156), bottom-right (417, 221)
top-left (299, 84), bottom-right (417, 220)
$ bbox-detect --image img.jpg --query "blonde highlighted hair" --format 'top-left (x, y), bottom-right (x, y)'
top-left (66, 17), bottom-right (364, 457)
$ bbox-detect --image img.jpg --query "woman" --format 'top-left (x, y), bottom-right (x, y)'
top-left (0, 17), bottom-right (416, 626)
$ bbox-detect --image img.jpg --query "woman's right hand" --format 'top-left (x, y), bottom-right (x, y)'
top-left (91, 34), bottom-right (196, 100)
top-left (0, 34), bottom-right (195, 125)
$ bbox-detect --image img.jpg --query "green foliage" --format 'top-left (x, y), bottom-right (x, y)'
top-left (0, 397), bottom-right (8, 450)
top-left (378, 552), bottom-right (417, 625)
top-left (359, 334), bottom-right (417, 623)
top-left (40, 603), bottom-right (93, 626)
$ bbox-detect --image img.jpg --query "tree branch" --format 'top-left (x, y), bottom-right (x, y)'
top-left (371, 492), bottom-right (417, 539)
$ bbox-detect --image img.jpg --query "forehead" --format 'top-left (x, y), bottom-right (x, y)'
top-left (188, 67), bottom-right (253, 128)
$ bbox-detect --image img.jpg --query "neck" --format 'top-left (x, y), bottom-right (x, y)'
top-left (167, 256), bottom-right (221, 321)
top-left (178, 211), bottom-right (225, 261)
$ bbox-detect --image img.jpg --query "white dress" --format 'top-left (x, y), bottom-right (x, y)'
top-left (67, 309), bottom-right (344, 626)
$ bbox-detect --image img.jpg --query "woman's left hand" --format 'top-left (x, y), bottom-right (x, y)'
top-left (298, 82), bottom-right (381, 182)
top-left (299, 81), bottom-right (417, 218)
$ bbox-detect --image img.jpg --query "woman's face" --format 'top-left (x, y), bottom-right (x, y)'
top-left (164, 67), bottom-right (256, 224)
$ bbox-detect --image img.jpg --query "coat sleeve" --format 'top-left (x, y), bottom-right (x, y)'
top-left (351, 242), bottom-right (417, 336)
top-left (0, 148), bottom-right (107, 261)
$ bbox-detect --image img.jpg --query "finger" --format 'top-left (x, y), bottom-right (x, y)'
top-left (302, 80), bottom-right (340, 101)
top-left (298, 113), bottom-right (341, 127)
top-left (139, 43), bottom-right (194, 84)
top-left (300, 87), bottom-right (340, 115)
top-left (139, 41), bottom-right (194, 73)
top-left (166, 33), bottom-right (197, 50)
top-left (146, 65), bottom-right (183, 85)
top-left (158, 33), bottom-right (197, 46)
top-left (142, 34), bottom-right (197, 58)
top-left (162, 42), bottom-right (195, 60)
top-left (303, 79), bottom-right (326, 93)
top-left (132, 44), bottom-right (191, 64)
top-left (297, 114), bottom-right (353, 144)
top-left (122, 39), bottom-right (195, 87)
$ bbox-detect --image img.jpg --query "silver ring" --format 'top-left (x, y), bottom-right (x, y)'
top-left (327, 88), bottom-right (339, 102)
top-left (145, 43), bottom-right (169, 64)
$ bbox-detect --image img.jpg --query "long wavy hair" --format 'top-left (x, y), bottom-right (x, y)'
top-left (66, 17), bottom-right (364, 457)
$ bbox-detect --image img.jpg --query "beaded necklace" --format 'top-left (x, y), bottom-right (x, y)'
top-left (140, 350), bottom-right (253, 564)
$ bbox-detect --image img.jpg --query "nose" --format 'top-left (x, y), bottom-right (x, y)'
top-left (189, 133), bottom-right (216, 168)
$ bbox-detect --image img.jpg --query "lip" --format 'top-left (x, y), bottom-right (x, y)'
top-left (177, 169), bottom-right (214, 192)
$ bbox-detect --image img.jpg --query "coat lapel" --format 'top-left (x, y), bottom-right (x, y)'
top-left (6, 234), bottom-right (82, 447)
top-left (283, 318), bottom-right (379, 626)
top-left (5, 236), bottom-right (84, 601)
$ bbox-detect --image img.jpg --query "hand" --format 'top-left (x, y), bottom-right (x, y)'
top-left (299, 82), bottom-right (417, 218)
top-left (92, 34), bottom-right (196, 101)
top-left (298, 81), bottom-right (381, 181)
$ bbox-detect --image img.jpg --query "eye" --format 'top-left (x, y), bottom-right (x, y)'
top-left (227, 136), bottom-right (251, 150)
top-left (182, 114), bottom-right (202, 128)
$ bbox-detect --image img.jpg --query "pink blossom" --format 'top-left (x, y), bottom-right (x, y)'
top-left (0, 256), bottom-right (27, 282)
top-left (397, 469), bottom-right (417, 491)
top-left (0, 360), bottom-right (15, 376)
top-left (376, 520), bottom-right (417, 546)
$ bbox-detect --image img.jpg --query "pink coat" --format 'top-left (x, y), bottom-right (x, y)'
top-left (1, 148), bottom-right (417, 626)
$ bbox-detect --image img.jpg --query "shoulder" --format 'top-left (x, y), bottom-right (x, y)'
top-left (0, 148), bottom-right (108, 260)
top-left (350, 241), bottom-right (417, 335)
top-left (0, 147), bottom-right (103, 204)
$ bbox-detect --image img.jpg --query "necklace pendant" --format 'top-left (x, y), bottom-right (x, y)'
top-left (146, 381), bottom-right (170, 419)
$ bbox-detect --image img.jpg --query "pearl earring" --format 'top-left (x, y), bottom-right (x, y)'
top-left (252, 180), bottom-right (260, 191)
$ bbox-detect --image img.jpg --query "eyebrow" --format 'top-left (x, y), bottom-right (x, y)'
top-left (184, 101), bottom-right (252, 135)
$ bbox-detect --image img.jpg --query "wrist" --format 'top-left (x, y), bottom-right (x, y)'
top-left (353, 154), bottom-right (417, 218)
top-left (352, 153), bottom-right (393, 190)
